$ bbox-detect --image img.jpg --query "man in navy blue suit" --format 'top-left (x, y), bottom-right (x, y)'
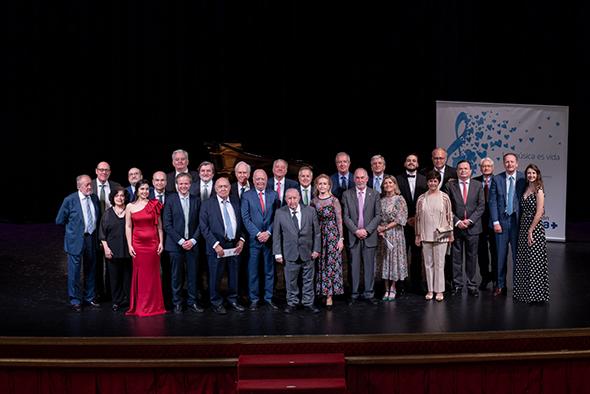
top-left (489, 152), bottom-right (526, 296)
top-left (56, 174), bottom-right (101, 312)
top-left (163, 173), bottom-right (203, 313)
top-left (330, 152), bottom-right (354, 200)
top-left (199, 177), bottom-right (247, 314)
top-left (241, 169), bottom-right (280, 310)
top-left (267, 159), bottom-right (298, 206)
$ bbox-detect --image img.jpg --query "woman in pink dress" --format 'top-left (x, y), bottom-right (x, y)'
top-left (125, 179), bottom-right (166, 316)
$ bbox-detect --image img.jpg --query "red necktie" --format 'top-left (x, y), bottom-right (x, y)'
top-left (276, 181), bottom-right (281, 202)
top-left (462, 182), bottom-right (468, 219)
top-left (259, 191), bottom-right (265, 213)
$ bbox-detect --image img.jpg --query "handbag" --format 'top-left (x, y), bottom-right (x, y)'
top-left (436, 225), bottom-right (454, 235)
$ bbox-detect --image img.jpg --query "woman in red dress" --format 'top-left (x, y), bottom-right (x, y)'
top-left (125, 179), bottom-right (166, 316)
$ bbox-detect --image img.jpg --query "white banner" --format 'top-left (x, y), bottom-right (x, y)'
top-left (436, 101), bottom-right (568, 241)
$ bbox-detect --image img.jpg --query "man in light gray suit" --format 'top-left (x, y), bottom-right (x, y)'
top-left (443, 160), bottom-right (485, 297)
top-left (273, 188), bottom-right (321, 313)
top-left (342, 168), bottom-right (382, 305)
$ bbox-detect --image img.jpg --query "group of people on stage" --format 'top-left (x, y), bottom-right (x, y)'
top-left (55, 147), bottom-right (549, 316)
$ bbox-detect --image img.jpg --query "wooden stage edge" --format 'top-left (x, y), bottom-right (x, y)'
top-left (1, 328), bottom-right (590, 367)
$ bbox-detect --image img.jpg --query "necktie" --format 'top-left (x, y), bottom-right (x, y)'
top-left (374, 177), bottom-right (381, 193)
top-left (157, 194), bottom-right (163, 204)
top-left (506, 176), bottom-right (515, 215)
top-left (85, 196), bottom-right (95, 234)
top-left (276, 181), bottom-right (282, 202)
top-left (291, 210), bottom-right (299, 231)
top-left (461, 181), bottom-right (468, 220)
top-left (303, 188), bottom-right (309, 205)
top-left (406, 174), bottom-right (415, 178)
top-left (99, 184), bottom-right (106, 213)
top-left (357, 191), bottom-right (365, 228)
top-left (340, 176), bottom-right (347, 190)
top-left (461, 181), bottom-right (468, 204)
top-left (181, 197), bottom-right (190, 238)
top-left (259, 191), bottom-right (265, 213)
top-left (484, 179), bottom-right (489, 202)
top-left (222, 200), bottom-right (234, 239)
top-left (201, 183), bottom-right (209, 200)
top-left (240, 186), bottom-right (245, 198)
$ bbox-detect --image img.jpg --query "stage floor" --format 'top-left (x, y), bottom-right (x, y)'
top-left (1, 223), bottom-right (589, 338)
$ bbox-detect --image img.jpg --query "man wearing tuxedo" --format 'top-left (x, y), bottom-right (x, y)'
top-left (166, 149), bottom-right (199, 195)
top-left (444, 160), bottom-right (485, 297)
top-left (273, 188), bottom-right (321, 314)
top-left (56, 175), bottom-right (101, 312)
top-left (489, 152), bottom-right (526, 296)
top-left (330, 152), bottom-right (354, 200)
top-left (473, 157), bottom-right (497, 291)
top-left (396, 154), bottom-right (428, 294)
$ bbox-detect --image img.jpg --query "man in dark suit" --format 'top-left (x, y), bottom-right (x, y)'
top-left (230, 160), bottom-right (252, 203)
top-left (165, 149), bottom-right (199, 195)
top-left (489, 152), bottom-right (526, 296)
top-left (473, 157), bottom-right (497, 290)
top-left (199, 177), bottom-right (246, 314)
top-left (241, 169), bottom-right (279, 310)
top-left (92, 161), bottom-right (121, 302)
top-left (151, 170), bottom-right (173, 308)
top-left (163, 173), bottom-right (203, 313)
top-left (56, 174), bottom-right (101, 312)
top-left (273, 188), bottom-right (321, 313)
top-left (126, 167), bottom-right (154, 201)
top-left (330, 152), bottom-right (354, 200)
top-left (367, 154), bottom-right (389, 194)
top-left (422, 147), bottom-right (457, 190)
top-left (195, 161), bottom-right (217, 201)
top-left (444, 160), bottom-right (485, 297)
top-left (396, 154), bottom-right (428, 294)
top-left (267, 159), bottom-right (298, 206)
top-left (297, 166), bottom-right (315, 207)
top-left (342, 168), bottom-right (382, 304)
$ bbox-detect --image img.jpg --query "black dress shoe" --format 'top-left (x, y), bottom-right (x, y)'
top-left (84, 300), bottom-right (100, 308)
top-left (325, 304), bottom-right (333, 311)
top-left (479, 279), bottom-right (491, 291)
top-left (304, 305), bottom-right (321, 313)
top-left (265, 301), bottom-right (279, 310)
top-left (348, 298), bottom-right (358, 306)
top-left (283, 305), bottom-right (296, 314)
top-left (468, 288), bottom-right (480, 297)
top-left (188, 303), bottom-right (204, 313)
top-left (212, 304), bottom-right (227, 315)
top-left (71, 304), bottom-right (82, 313)
top-left (174, 304), bottom-right (183, 314)
top-left (451, 287), bottom-right (463, 296)
top-left (230, 302), bottom-right (245, 312)
top-left (366, 297), bottom-right (381, 305)
top-left (111, 304), bottom-right (120, 312)
top-left (249, 303), bottom-right (258, 311)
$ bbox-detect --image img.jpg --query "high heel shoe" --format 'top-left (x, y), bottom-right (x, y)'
top-left (383, 291), bottom-right (390, 301)
top-left (389, 289), bottom-right (396, 300)
top-left (425, 292), bottom-right (434, 300)
top-left (435, 293), bottom-right (444, 302)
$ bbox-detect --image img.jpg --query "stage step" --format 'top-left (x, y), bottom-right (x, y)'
top-left (237, 353), bottom-right (346, 393)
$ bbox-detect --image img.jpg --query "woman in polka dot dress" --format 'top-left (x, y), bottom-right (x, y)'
top-left (514, 164), bottom-right (549, 303)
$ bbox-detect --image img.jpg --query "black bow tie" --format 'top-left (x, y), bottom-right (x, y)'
top-left (407, 174), bottom-right (416, 178)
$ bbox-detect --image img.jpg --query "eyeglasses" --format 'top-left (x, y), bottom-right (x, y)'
top-left (96, 168), bottom-right (111, 172)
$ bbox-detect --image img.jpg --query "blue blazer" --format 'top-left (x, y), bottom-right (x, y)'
top-left (56, 192), bottom-right (101, 255)
top-left (266, 177), bottom-right (299, 206)
top-left (488, 171), bottom-right (526, 227)
top-left (330, 172), bottom-right (355, 200)
top-left (199, 196), bottom-right (245, 256)
top-left (241, 189), bottom-right (279, 241)
top-left (163, 193), bottom-right (201, 252)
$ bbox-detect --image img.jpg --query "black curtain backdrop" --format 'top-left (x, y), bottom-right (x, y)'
top-left (2, 1), bottom-right (588, 224)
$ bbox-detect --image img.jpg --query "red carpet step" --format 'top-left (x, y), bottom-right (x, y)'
top-left (237, 353), bottom-right (346, 393)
